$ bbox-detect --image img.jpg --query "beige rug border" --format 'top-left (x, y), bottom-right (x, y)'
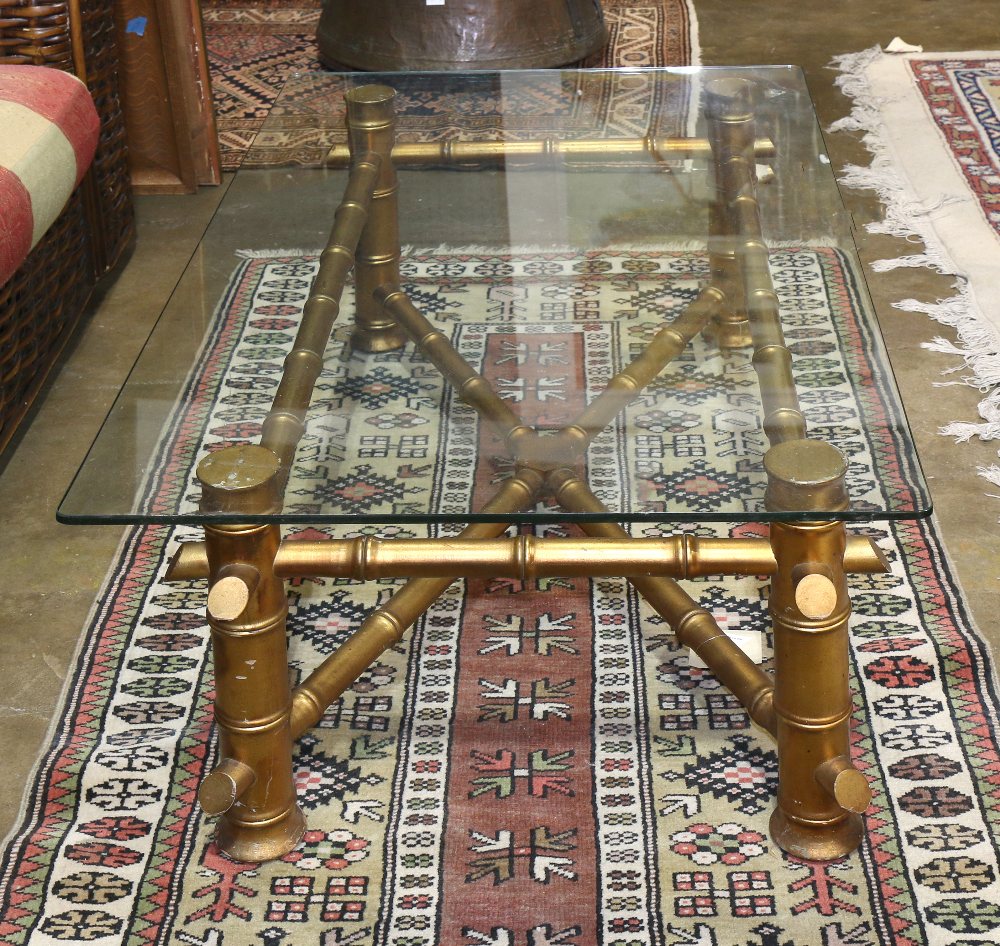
top-left (832, 47), bottom-right (1000, 491)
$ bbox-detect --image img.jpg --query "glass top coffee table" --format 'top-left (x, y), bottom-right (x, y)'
top-left (60, 68), bottom-right (929, 866)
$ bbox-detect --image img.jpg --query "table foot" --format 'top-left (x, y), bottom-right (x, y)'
top-left (769, 808), bottom-right (864, 862)
top-left (705, 316), bottom-right (754, 350)
top-left (350, 321), bottom-right (408, 353)
top-left (215, 804), bottom-right (306, 864)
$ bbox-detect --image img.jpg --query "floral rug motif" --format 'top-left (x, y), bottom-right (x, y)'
top-left (202, 0), bottom-right (700, 171)
top-left (833, 49), bottom-right (1000, 485)
top-left (1, 247), bottom-right (999, 945)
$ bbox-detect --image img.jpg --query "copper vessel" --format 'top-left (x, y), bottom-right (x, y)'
top-left (316, 0), bottom-right (608, 71)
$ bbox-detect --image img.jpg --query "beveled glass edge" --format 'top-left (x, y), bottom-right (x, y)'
top-left (58, 64), bottom-right (934, 528)
top-left (57, 504), bottom-right (933, 528)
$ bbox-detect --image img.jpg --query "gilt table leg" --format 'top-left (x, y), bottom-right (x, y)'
top-left (764, 439), bottom-right (872, 859)
top-left (197, 444), bottom-right (306, 861)
top-left (706, 201), bottom-right (753, 349)
top-left (346, 84), bottom-right (407, 352)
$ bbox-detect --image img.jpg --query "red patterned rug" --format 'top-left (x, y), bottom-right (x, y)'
top-left (1, 246), bottom-right (999, 945)
top-left (202, 0), bottom-right (701, 171)
top-left (833, 49), bottom-right (1000, 489)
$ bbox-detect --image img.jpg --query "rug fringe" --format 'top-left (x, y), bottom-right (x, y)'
top-left (831, 46), bottom-right (1000, 495)
top-left (684, 0), bottom-right (701, 67)
top-left (235, 248), bottom-right (321, 259)
top-left (979, 463), bottom-right (1000, 487)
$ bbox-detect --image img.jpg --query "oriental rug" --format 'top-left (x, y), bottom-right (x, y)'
top-left (832, 49), bottom-right (1000, 488)
top-left (1, 248), bottom-right (1000, 946)
top-left (202, 0), bottom-right (701, 171)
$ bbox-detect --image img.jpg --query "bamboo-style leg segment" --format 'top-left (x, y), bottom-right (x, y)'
top-left (705, 201), bottom-right (753, 349)
top-left (705, 78), bottom-right (806, 445)
top-left (549, 469), bottom-right (777, 735)
top-left (289, 468), bottom-right (545, 738)
top-left (376, 285), bottom-right (533, 452)
top-left (346, 85), bottom-right (407, 352)
top-left (325, 135), bottom-right (777, 169)
top-left (557, 287), bottom-right (723, 457)
top-left (196, 445), bottom-right (305, 861)
top-left (260, 155), bottom-right (381, 480)
top-left (763, 438), bottom-right (871, 859)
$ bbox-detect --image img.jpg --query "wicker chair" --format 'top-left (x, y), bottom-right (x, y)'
top-left (0, 0), bottom-right (135, 454)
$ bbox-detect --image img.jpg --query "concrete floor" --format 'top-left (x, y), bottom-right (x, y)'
top-left (1, 2), bottom-right (999, 842)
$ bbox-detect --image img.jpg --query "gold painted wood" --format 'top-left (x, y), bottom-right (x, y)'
top-left (816, 756), bottom-right (873, 815)
top-left (558, 287), bottom-right (723, 456)
top-left (163, 80), bottom-right (893, 865)
top-left (325, 135), bottom-right (777, 169)
top-left (706, 78), bottom-right (807, 445)
top-left (705, 201), bottom-right (753, 349)
top-left (377, 285), bottom-right (532, 449)
top-left (196, 445), bottom-right (305, 861)
top-left (346, 86), bottom-right (407, 353)
top-left (289, 468), bottom-right (545, 739)
top-left (276, 535), bottom-right (773, 581)
top-left (764, 439), bottom-right (871, 860)
top-left (763, 439), bottom-right (850, 513)
top-left (167, 534), bottom-right (888, 583)
top-left (549, 468), bottom-right (778, 736)
top-left (199, 758), bottom-right (256, 816)
top-left (259, 155), bottom-right (380, 480)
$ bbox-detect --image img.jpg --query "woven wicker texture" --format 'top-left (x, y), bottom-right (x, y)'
top-left (0, 188), bottom-right (91, 447)
top-left (0, 0), bottom-right (134, 451)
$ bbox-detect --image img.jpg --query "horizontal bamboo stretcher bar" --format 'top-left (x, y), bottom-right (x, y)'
top-left (167, 533), bottom-right (888, 582)
top-left (325, 135), bottom-right (776, 168)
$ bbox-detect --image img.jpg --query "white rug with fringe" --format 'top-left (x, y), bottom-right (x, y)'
top-left (832, 48), bottom-right (1000, 486)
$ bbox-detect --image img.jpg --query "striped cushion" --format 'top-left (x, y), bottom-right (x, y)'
top-left (0, 65), bottom-right (100, 286)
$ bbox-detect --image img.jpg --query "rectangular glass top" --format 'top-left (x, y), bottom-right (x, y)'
top-left (59, 67), bottom-right (930, 526)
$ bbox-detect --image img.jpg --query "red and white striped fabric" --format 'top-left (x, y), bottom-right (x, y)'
top-left (0, 65), bottom-right (100, 286)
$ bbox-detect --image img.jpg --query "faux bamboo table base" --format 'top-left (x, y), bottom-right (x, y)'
top-left (61, 70), bottom-right (929, 868)
top-left (167, 79), bottom-right (883, 864)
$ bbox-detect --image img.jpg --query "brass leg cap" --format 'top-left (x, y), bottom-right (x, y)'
top-left (769, 807), bottom-right (864, 861)
top-left (350, 324), bottom-right (408, 353)
top-left (215, 804), bottom-right (306, 863)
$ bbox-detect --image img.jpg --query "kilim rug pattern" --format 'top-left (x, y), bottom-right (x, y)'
top-left (833, 50), bottom-right (1000, 485)
top-left (202, 0), bottom-right (700, 171)
top-left (2, 247), bottom-right (1000, 945)
top-left (240, 67), bottom-right (701, 186)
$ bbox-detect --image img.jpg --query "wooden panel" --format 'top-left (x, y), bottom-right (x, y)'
top-left (115, 0), bottom-right (221, 193)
